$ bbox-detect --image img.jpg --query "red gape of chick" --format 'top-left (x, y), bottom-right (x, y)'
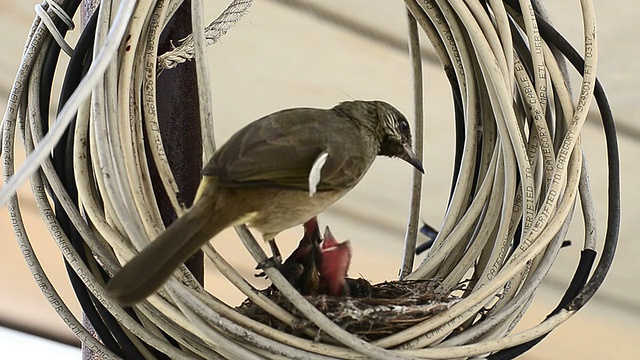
top-left (279, 217), bottom-right (351, 296)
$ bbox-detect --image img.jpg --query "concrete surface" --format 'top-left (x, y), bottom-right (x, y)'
top-left (1, 1), bottom-right (638, 359)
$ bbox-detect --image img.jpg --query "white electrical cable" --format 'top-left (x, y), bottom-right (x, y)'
top-left (34, 3), bottom-right (74, 56)
top-left (141, 0), bottom-right (185, 214)
top-left (115, 0), bottom-right (166, 239)
top-left (400, 10), bottom-right (424, 279)
top-left (0, 0), bottom-right (137, 206)
top-left (1, 0), bottom-right (610, 358)
top-left (190, 0), bottom-right (217, 161)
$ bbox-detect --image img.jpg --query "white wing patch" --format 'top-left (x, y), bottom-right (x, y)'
top-left (308, 151), bottom-right (329, 197)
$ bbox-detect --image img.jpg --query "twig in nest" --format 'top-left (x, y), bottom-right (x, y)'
top-left (237, 279), bottom-right (460, 341)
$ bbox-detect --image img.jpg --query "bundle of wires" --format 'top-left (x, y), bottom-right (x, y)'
top-left (0, 0), bottom-right (619, 359)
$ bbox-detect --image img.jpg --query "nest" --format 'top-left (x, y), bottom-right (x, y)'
top-left (238, 280), bottom-right (460, 341)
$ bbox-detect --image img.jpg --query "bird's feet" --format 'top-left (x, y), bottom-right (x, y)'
top-left (254, 256), bottom-right (282, 278)
top-left (255, 255), bottom-right (282, 271)
top-left (256, 238), bottom-right (283, 271)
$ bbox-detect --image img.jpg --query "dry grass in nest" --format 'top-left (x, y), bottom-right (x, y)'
top-left (237, 279), bottom-right (460, 342)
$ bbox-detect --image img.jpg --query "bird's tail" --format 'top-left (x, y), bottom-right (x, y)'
top-left (107, 189), bottom-right (225, 305)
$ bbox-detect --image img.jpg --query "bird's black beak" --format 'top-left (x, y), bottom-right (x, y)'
top-left (402, 144), bottom-right (424, 173)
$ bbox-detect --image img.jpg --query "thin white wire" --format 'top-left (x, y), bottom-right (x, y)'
top-left (140, 0), bottom-right (185, 214)
top-left (487, 0), bottom-right (514, 95)
top-left (1, 12), bottom-right (45, 162)
top-left (191, 0), bottom-right (217, 161)
top-left (518, 0), bottom-right (548, 118)
top-left (0, 0), bottom-right (137, 207)
top-left (115, 0), bottom-right (166, 239)
top-left (407, 0), bottom-right (481, 280)
top-left (400, 11), bottom-right (424, 279)
top-left (46, 0), bottom-right (76, 30)
top-left (34, 2), bottom-right (74, 56)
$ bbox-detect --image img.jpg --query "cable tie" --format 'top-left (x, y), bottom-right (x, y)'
top-left (34, 1), bottom-right (74, 56)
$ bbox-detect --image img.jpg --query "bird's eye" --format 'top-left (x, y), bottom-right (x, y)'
top-left (398, 119), bottom-right (410, 135)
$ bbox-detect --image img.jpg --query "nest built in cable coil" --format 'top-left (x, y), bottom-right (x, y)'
top-left (1, 0), bottom-right (620, 359)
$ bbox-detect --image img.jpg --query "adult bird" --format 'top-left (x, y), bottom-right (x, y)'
top-left (108, 100), bottom-right (423, 305)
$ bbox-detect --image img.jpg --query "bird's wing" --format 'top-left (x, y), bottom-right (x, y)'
top-left (203, 109), bottom-right (371, 191)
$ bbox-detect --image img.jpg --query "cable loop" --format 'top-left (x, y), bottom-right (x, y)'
top-left (46, 0), bottom-right (75, 30)
top-left (34, 1), bottom-right (75, 56)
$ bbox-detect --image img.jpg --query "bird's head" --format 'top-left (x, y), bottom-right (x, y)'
top-left (318, 226), bottom-right (351, 296)
top-left (335, 100), bottom-right (424, 173)
top-left (373, 101), bottom-right (424, 173)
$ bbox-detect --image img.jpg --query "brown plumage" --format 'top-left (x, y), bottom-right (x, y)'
top-left (107, 100), bottom-right (423, 305)
top-left (277, 217), bottom-right (324, 295)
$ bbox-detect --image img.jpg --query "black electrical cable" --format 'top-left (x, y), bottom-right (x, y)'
top-left (31, 2), bottom-right (129, 357)
top-left (450, 70), bottom-right (467, 204)
top-left (52, 8), bottom-right (157, 360)
top-left (488, 250), bottom-right (598, 360)
top-left (415, 222), bottom-right (438, 254)
top-left (39, 3), bottom-right (131, 358)
top-left (532, 11), bottom-right (620, 315)
top-left (51, 5), bottom-right (195, 358)
top-left (487, 2), bottom-right (620, 358)
top-left (504, 0), bottom-right (620, 312)
top-left (33, 4), bottom-right (157, 359)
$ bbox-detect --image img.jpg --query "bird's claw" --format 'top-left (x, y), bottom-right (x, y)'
top-left (256, 255), bottom-right (282, 270)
